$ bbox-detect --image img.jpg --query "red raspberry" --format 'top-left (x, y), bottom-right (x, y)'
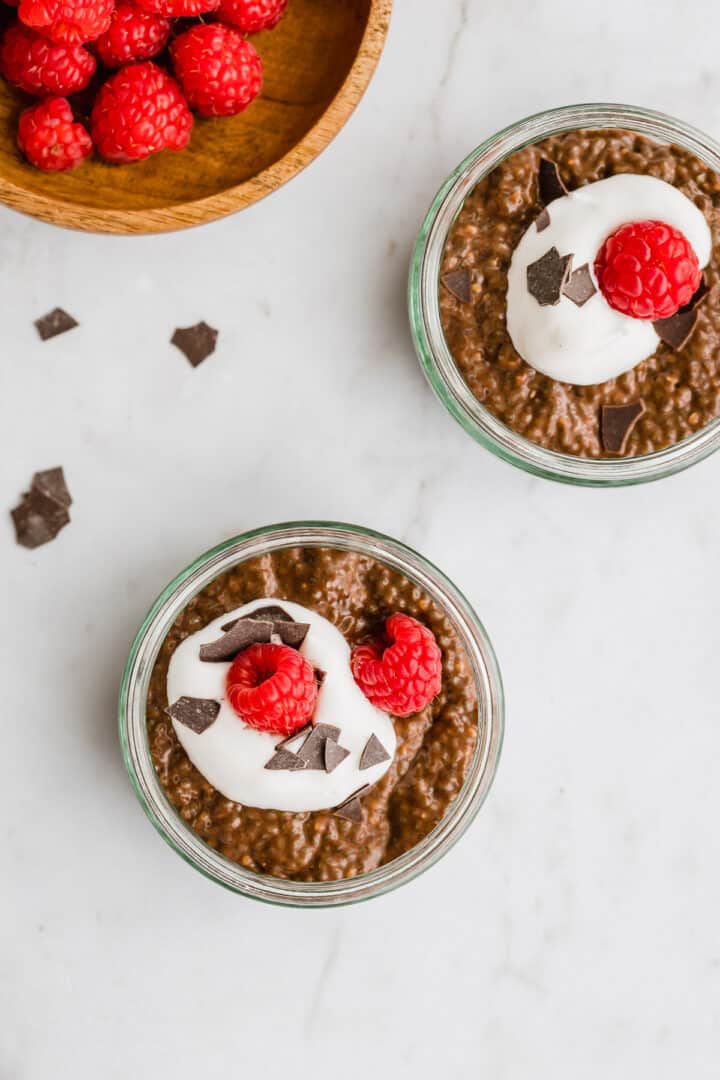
top-left (170, 24), bottom-right (262, 118)
top-left (226, 642), bottom-right (318, 737)
top-left (216, 0), bottom-right (286, 32)
top-left (132, 0), bottom-right (217, 17)
top-left (595, 220), bottom-right (702, 321)
top-left (93, 3), bottom-right (169, 67)
top-left (1, 22), bottom-right (95, 94)
top-left (351, 613), bottom-right (442, 718)
top-left (17, 95), bottom-right (92, 170)
top-left (91, 61), bottom-right (192, 163)
top-left (18, 0), bottom-right (114, 44)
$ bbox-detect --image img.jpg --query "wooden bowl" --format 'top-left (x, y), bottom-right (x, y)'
top-left (0, 0), bottom-right (391, 233)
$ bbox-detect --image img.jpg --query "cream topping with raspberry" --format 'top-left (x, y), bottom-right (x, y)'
top-left (166, 599), bottom-right (396, 812)
top-left (506, 174), bottom-right (712, 386)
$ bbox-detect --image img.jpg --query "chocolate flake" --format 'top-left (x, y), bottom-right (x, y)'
top-left (653, 276), bottom-right (711, 350)
top-left (535, 207), bottom-right (551, 233)
top-left (527, 247), bottom-right (573, 307)
top-left (250, 605), bottom-right (293, 622)
top-left (264, 748), bottom-right (307, 772)
top-left (297, 724), bottom-right (342, 770)
top-left (166, 696), bottom-right (220, 734)
top-left (276, 723), bottom-right (312, 751)
top-left (34, 308), bottom-right (78, 341)
top-left (441, 269), bottom-right (472, 304)
top-left (171, 322), bottom-right (218, 367)
top-left (681, 277), bottom-right (710, 314)
top-left (333, 785), bottom-right (370, 824)
top-left (562, 263), bottom-right (597, 307)
top-left (601, 400), bottom-right (646, 455)
top-left (324, 739), bottom-right (350, 774)
top-left (199, 619), bottom-right (273, 662)
top-left (359, 734), bottom-right (391, 771)
top-left (11, 466), bottom-right (72, 549)
top-left (538, 158), bottom-right (568, 206)
top-left (653, 309), bottom-right (698, 351)
top-left (222, 606), bottom-right (309, 650)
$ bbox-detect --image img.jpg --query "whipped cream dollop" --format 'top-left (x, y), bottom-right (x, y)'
top-left (506, 174), bottom-right (712, 385)
top-left (166, 598), bottom-right (396, 812)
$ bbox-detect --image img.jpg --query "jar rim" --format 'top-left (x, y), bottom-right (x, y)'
top-left (119, 521), bottom-right (504, 907)
top-left (409, 102), bottom-right (720, 487)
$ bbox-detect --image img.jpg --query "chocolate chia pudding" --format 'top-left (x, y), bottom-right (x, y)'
top-left (439, 129), bottom-right (720, 458)
top-left (146, 546), bottom-right (478, 882)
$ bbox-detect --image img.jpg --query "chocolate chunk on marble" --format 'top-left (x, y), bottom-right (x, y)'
top-left (654, 309), bottom-right (698, 351)
top-left (333, 786), bottom-right (370, 824)
top-left (166, 696), bottom-right (220, 734)
top-left (34, 308), bottom-right (78, 341)
top-left (264, 748), bottom-right (307, 772)
top-left (32, 467), bottom-right (72, 507)
top-left (359, 734), bottom-right (391, 771)
top-left (441, 269), bottom-right (472, 304)
top-left (199, 619), bottom-right (273, 662)
top-left (11, 466), bottom-right (72, 549)
top-left (535, 207), bottom-right (551, 233)
top-left (297, 724), bottom-right (342, 770)
top-left (324, 739), bottom-right (350, 774)
top-left (562, 264), bottom-right (597, 307)
top-left (538, 158), bottom-right (568, 206)
top-left (600, 400), bottom-right (646, 454)
top-left (527, 247), bottom-right (573, 307)
top-left (171, 321), bottom-right (218, 367)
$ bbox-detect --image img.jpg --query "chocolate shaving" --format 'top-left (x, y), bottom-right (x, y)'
top-left (199, 618), bottom-right (273, 662)
top-left (297, 724), bottom-right (342, 770)
top-left (273, 622), bottom-right (310, 648)
top-left (653, 309), bottom-right (698, 351)
top-left (527, 247), bottom-right (573, 307)
top-left (222, 606), bottom-right (309, 649)
top-left (600, 400), bottom-right (646, 455)
top-left (440, 269), bottom-right (472, 304)
top-left (34, 308), bottom-right (78, 341)
top-left (538, 158), bottom-right (568, 206)
top-left (332, 786), bottom-right (370, 824)
top-left (276, 723), bottom-right (312, 751)
top-left (359, 734), bottom-right (391, 771)
top-left (248, 605), bottom-right (294, 623)
top-left (562, 263), bottom-right (597, 307)
top-left (166, 696), bottom-right (220, 734)
top-left (653, 277), bottom-right (711, 351)
top-left (171, 321), bottom-right (218, 367)
top-left (324, 739), bottom-right (350, 774)
top-left (680, 277), bottom-right (710, 314)
top-left (264, 748), bottom-right (307, 772)
top-left (535, 207), bottom-right (551, 233)
top-left (11, 467), bottom-right (72, 548)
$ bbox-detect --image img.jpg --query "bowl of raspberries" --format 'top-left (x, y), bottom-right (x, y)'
top-left (0, 0), bottom-right (391, 231)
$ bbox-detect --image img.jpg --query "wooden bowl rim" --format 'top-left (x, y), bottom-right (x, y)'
top-left (0, 0), bottom-right (392, 235)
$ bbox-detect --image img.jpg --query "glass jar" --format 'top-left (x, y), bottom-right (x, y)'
top-left (119, 522), bottom-right (504, 907)
top-left (409, 103), bottom-right (720, 486)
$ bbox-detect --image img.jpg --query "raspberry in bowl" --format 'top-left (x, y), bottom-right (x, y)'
top-left (119, 522), bottom-right (503, 906)
top-left (0, 0), bottom-right (391, 233)
top-left (410, 104), bottom-right (720, 485)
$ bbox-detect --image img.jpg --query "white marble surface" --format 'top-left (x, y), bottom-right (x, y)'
top-left (2, 1), bottom-right (720, 1076)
